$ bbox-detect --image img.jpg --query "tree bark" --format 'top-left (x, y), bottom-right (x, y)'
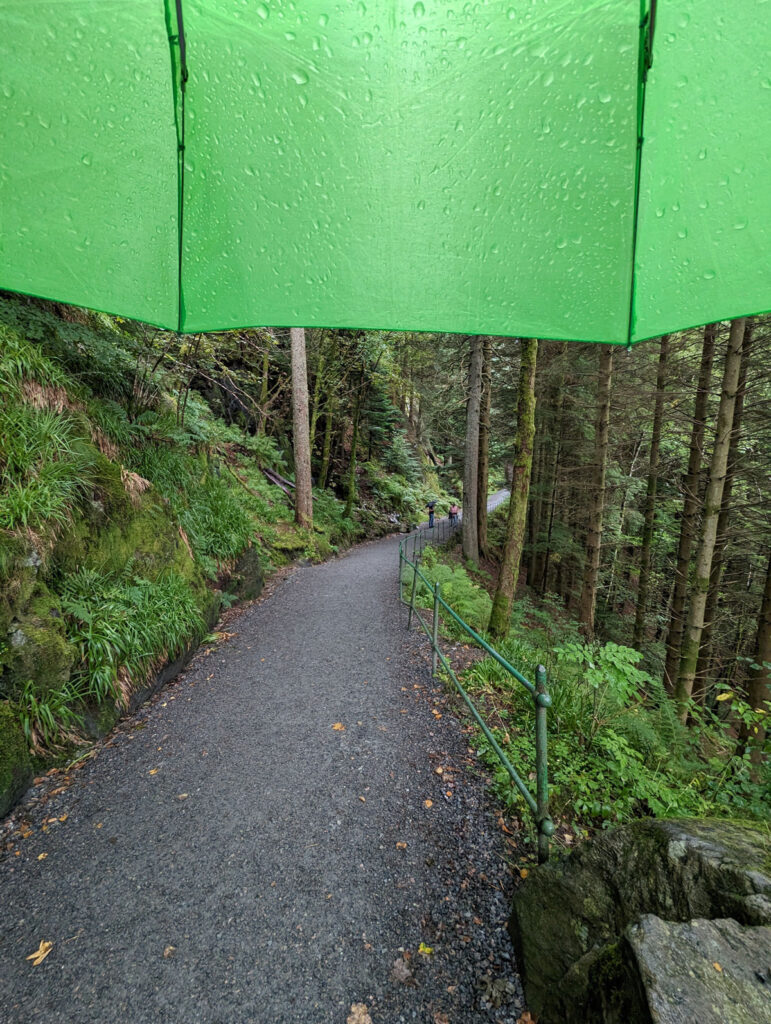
top-left (257, 347), bottom-right (270, 435)
top-left (632, 335), bottom-right (670, 648)
top-left (674, 318), bottom-right (746, 718)
top-left (578, 346), bottom-right (614, 638)
top-left (309, 334), bottom-right (327, 456)
top-left (344, 370), bottom-right (365, 519)
top-left (739, 550), bottom-right (771, 770)
top-left (462, 335), bottom-right (484, 565)
top-left (692, 322), bottom-right (753, 701)
top-left (663, 323), bottom-right (717, 691)
top-left (319, 398), bottom-right (335, 490)
top-left (477, 335), bottom-right (493, 560)
top-left (489, 339), bottom-right (538, 638)
top-left (290, 327), bottom-right (313, 528)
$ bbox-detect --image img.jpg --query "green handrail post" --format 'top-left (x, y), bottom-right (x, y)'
top-left (431, 582), bottom-right (440, 676)
top-left (535, 664), bottom-right (555, 864)
top-left (407, 553), bottom-right (420, 630)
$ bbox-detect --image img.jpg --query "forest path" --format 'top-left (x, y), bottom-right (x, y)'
top-left (0, 531), bottom-right (523, 1024)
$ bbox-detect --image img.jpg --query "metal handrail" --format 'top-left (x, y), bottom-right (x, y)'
top-left (399, 539), bottom-right (554, 862)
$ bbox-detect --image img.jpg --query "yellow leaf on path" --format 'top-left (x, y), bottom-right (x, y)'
top-left (37, 853), bottom-right (48, 861)
top-left (95, 823), bottom-right (103, 829)
top-left (332, 722), bottom-right (346, 731)
top-left (418, 942), bottom-right (434, 955)
top-left (347, 1003), bottom-right (372, 1024)
top-left (163, 945), bottom-right (176, 959)
top-left (149, 768), bottom-right (159, 775)
top-left (424, 799), bottom-right (433, 809)
top-left (359, 796), bottom-right (366, 803)
top-left (177, 793), bottom-right (188, 800)
top-left (445, 790), bottom-right (453, 799)
top-left (396, 841), bottom-right (407, 850)
top-left (26, 940), bottom-right (53, 966)
top-left (58, 815), bottom-right (68, 823)
top-left (435, 767), bottom-right (444, 775)
top-left (519, 868), bottom-right (529, 879)
top-left (713, 961), bottom-right (722, 972)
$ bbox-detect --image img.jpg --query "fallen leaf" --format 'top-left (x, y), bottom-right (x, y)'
top-left (390, 957), bottom-right (414, 984)
top-left (177, 793), bottom-right (188, 801)
top-left (37, 853), bottom-right (48, 861)
top-left (26, 940), bottom-right (53, 966)
top-left (434, 1013), bottom-right (450, 1024)
top-left (58, 815), bottom-right (68, 823)
top-left (435, 767), bottom-right (444, 775)
top-left (418, 942), bottom-right (434, 955)
top-left (359, 796), bottom-right (366, 803)
top-left (517, 1013), bottom-right (535, 1024)
top-left (445, 790), bottom-right (453, 799)
top-left (332, 722), bottom-right (346, 731)
top-left (347, 1004), bottom-right (372, 1024)
top-left (163, 945), bottom-right (176, 959)
top-left (713, 961), bottom-right (722, 972)
top-left (519, 868), bottom-right (529, 879)
top-left (424, 799), bottom-right (433, 809)
top-left (95, 822), bottom-right (103, 829)
top-left (149, 768), bottom-right (159, 776)
top-left (396, 841), bottom-right (407, 850)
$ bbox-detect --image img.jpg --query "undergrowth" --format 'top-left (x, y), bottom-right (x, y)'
top-left (404, 543), bottom-right (771, 848)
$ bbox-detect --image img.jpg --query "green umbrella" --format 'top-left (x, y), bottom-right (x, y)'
top-left (1, 0), bottom-right (768, 343)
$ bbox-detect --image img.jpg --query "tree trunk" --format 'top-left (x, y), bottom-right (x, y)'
top-left (633, 335), bottom-right (670, 649)
top-left (344, 368), bottom-right (365, 519)
top-left (738, 551), bottom-right (771, 770)
top-left (477, 335), bottom-right (493, 560)
top-left (462, 335), bottom-right (484, 565)
top-left (539, 356), bottom-right (567, 594)
top-left (257, 347), bottom-right (270, 435)
top-left (692, 322), bottom-right (753, 702)
top-left (527, 435), bottom-right (545, 586)
top-left (290, 327), bottom-right (313, 528)
top-left (319, 398), bottom-right (335, 490)
top-left (674, 318), bottom-right (747, 718)
top-left (489, 339), bottom-right (538, 639)
top-left (578, 346), bottom-right (614, 638)
top-left (663, 323), bottom-right (717, 691)
top-left (309, 335), bottom-right (327, 456)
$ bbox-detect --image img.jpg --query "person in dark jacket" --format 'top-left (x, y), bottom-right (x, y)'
top-left (426, 500), bottom-right (437, 528)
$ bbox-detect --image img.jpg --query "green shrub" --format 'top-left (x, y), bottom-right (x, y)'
top-left (403, 546), bottom-right (492, 634)
top-left (461, 631), bottom-right (770, 833)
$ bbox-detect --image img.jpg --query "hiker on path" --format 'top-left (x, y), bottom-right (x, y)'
top-left (426, 499), bottom-right (437, 528)
top-left (449, 502), bottom-right (459, 526)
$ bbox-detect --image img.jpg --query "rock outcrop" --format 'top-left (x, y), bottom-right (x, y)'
top-left (509, 818), bottom-right (771, 1023)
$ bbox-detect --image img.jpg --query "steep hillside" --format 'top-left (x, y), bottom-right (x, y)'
top-left (0, 297), bottom-right (443, 814)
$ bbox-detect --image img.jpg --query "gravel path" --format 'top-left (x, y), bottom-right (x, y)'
top-left (0, 532), bottom-right (524, 1024)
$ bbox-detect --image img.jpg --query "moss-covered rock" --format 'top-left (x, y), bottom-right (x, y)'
top-left (0, 570), bottom-right (75, 701)
top-left (510, 818), bottom-right (771, 1023)
top-left (0, 702), bottom-right (32, 817)
top-left (227, 544), bottom-right (264, 601)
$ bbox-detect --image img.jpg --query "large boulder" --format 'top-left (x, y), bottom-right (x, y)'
top-left (509, 818), bottom-right (771, 1023)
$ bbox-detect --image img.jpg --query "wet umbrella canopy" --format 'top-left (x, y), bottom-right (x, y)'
top-left (1, 1), bottom-right (769, 342)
